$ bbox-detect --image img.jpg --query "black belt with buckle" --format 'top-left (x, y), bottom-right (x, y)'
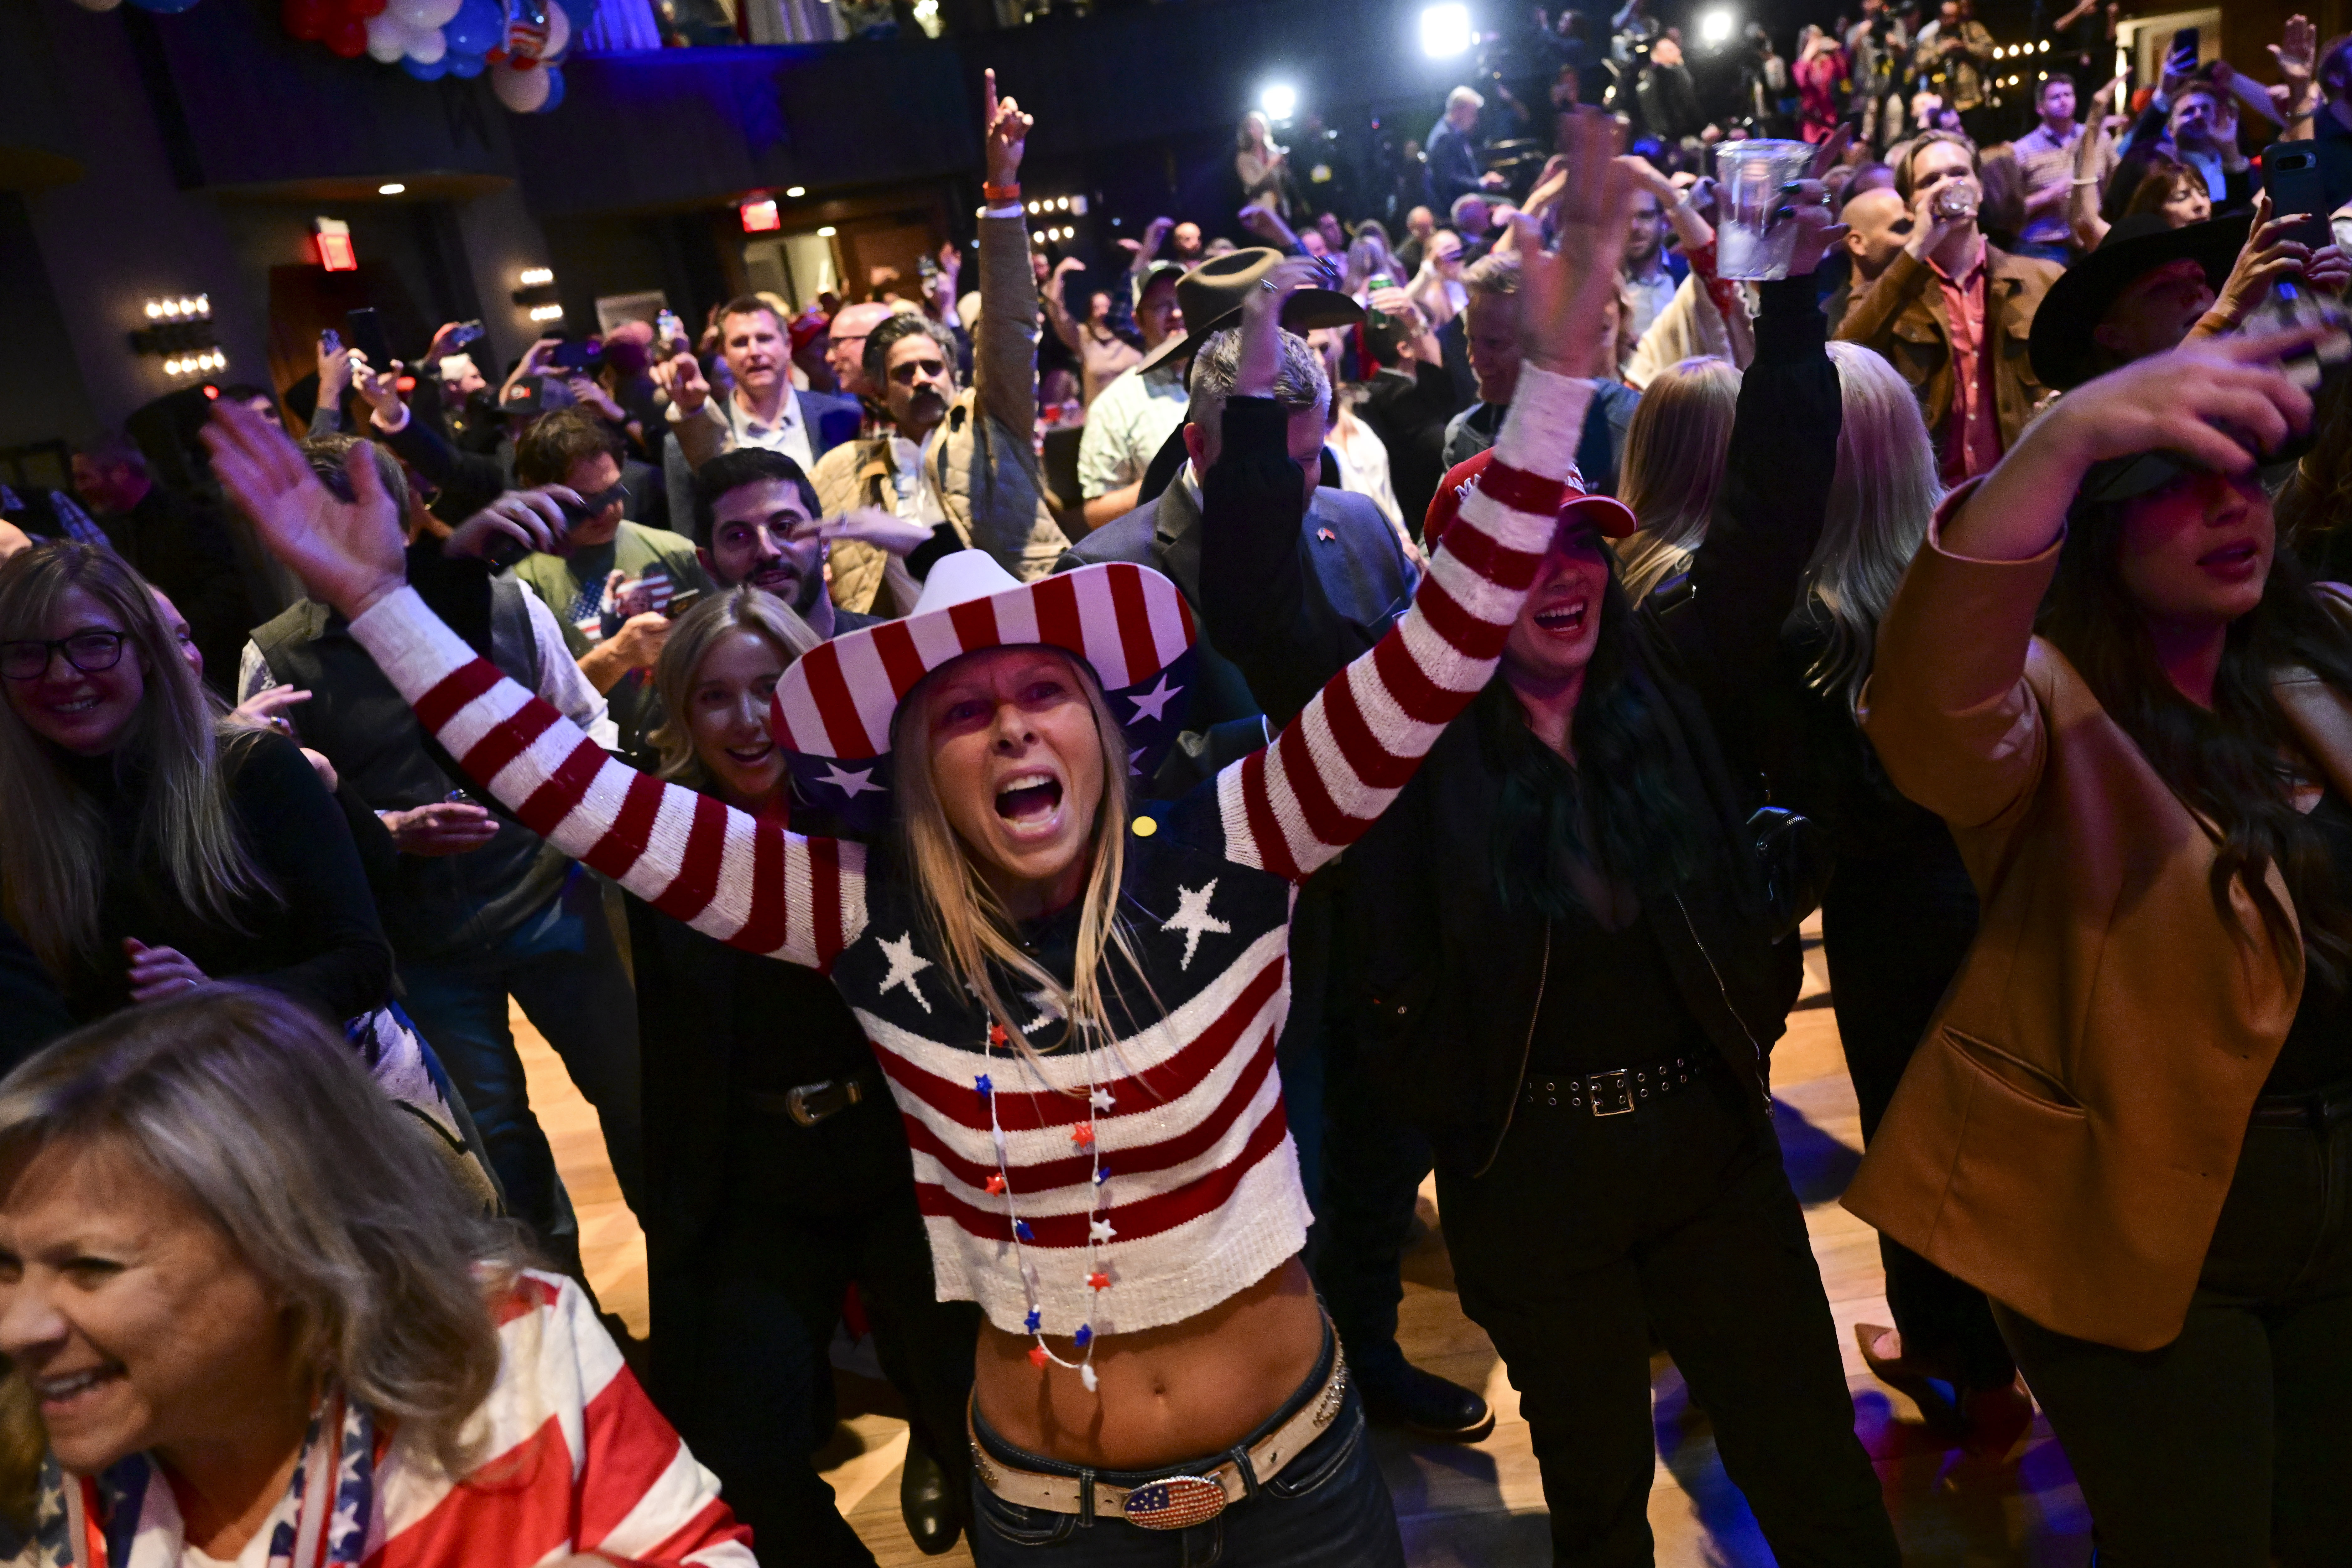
top-left (1523, 1053), bottom-right (1707, 1117)
top-left (749, 1074), bottom-right (874, 1127)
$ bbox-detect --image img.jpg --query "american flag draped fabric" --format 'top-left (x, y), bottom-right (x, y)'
top-left (18, 1274), bottom-right (752, 1568)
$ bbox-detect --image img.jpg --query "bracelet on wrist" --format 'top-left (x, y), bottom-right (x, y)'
top-left (983, 181), bottom-right (1021, 204)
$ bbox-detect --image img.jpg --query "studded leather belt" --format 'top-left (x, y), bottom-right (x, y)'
top-left (1523, 1052), bottom-right (1709, 1117)
top-left (967, 1335), bottom-right (1348, 1530)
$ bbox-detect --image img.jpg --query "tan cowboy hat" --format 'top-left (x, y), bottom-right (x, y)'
top-left (1132, 247), bottom-right (1365, 376)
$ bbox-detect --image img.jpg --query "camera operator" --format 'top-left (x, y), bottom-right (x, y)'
top-left (491, 409), bottom-right (712, 702)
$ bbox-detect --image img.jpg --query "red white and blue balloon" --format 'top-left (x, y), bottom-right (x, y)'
top-left (250, 0), bottom-right (571, 109)
top-left (100, 0), bottom-right (572, 112)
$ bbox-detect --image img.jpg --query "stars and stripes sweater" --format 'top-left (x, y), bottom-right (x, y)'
top-left (347, 369), bottom-right (1593, 1339)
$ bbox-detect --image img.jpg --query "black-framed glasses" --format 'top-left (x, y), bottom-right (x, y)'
top-left (1, 630), bottom-right (128, 681)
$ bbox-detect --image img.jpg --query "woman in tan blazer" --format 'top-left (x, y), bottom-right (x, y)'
top-left (1852, 326), bottom-right (2352, 1565)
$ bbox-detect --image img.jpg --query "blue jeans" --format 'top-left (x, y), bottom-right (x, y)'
top-left (966, 1325), bottom-right (1405, 1566)
top-left (398, 870), bottom-right (644, 1253)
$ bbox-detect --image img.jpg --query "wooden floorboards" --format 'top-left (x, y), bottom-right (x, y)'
top-left (518, 919), bottom-right (2094, 1565)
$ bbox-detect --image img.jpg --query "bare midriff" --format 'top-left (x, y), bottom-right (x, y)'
top-left (971, 1254), bottom-right (1325, 1470)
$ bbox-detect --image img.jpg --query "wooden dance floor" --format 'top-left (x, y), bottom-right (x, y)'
top-left (521, 918), bottom-right (2094, 1565)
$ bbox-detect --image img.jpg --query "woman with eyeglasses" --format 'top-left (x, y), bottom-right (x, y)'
top-left (0, 541), bottom-right (394, 1036)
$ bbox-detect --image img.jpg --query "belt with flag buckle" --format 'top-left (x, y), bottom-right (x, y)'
top-left (967, 1334), bottom-right (1348, 1529)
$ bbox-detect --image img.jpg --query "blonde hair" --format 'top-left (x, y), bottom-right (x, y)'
top-left (889, 651), bottom-right (1151, 1075)
top-left (1803, 342), bottom-right (1944, 712)
top-left (1614, 357), bottom-right (1743, 595)
top-left (0, 987), bottom-right (528, 1496)
top-left (0, 543), bottom-right (277, 975)
top-left (647, 586), bottom-right (822, 790)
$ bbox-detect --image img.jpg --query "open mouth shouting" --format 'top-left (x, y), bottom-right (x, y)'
top-left (995, 770), bottom-right (1066, 839)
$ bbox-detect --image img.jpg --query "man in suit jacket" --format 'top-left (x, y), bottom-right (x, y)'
top-left (1056, 318), bottom-right (1497, 1451)
top-left (1426, 85), bottom-right (1506, 212)
top-left (1056, 326), bottom-right (1414, 790)
top-left (660, 294), bottom-right (862, 536)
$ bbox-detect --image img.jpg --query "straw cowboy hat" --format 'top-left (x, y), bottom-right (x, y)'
top-left (773, 550), bottom-right (1200, 831)
top-left (1132, 247), bottom-right (1365, 376)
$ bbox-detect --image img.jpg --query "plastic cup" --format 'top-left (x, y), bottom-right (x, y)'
top-left (1713, 139), bottom-right (1820, 281)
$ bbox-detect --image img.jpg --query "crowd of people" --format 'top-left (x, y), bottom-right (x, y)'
top-left (2, 8), bottom-right (2352, 1566)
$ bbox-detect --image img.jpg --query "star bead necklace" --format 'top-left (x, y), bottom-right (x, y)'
top-left (975, 1015), bottom-right (1114, 1391)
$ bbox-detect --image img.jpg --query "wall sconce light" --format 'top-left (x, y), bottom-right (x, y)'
top-left (132, 294), bottom-right (221, 375)
top-left (513, 268), bottom-right (560, 318)
top-left (163, 350), bottom-right (228, 378)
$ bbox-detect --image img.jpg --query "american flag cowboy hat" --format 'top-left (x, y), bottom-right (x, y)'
top-left (771, 550), bottom-right (1198, 830)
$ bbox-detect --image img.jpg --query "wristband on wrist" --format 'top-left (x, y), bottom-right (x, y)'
top-left (983, 181), bottom-right (1021, 204)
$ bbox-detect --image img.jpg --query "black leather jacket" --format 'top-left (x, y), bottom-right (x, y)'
top-left (1198, 279), bottom-right (1841, 1174)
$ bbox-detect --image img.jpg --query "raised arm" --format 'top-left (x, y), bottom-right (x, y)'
top-left (1215, 111), bottom-right (1630, 882)
top-left (1654, 269), bottom-right (1841, 739)
top-left (974, 69), bottom-right (1042, 444)
top-left (1865, 334), bottom-right (2318, 831)
top-left (202, 399), bottom-right (866, 972)
top-left (2069, 102), bottom-right (2119, 252)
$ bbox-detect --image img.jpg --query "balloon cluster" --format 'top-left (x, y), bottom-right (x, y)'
top-left (74, 0), bottom-right (571, 113)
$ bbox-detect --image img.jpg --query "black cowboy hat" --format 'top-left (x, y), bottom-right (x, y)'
top-left (1132, 247), bottom-right (1364, 376)
top-left (2028, 212), bottom-right (2253, 391)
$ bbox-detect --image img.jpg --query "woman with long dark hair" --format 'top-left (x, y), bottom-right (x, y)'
top-left (208, 94), bottom-right (1636, 1568)
top-left (1200, 194), bottom-right (1903, 1564)
top-left (1850, 327), bottom-right (2352, 1561)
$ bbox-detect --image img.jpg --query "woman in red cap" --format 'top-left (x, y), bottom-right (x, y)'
top-left (206, 93), bottom-right (1633, 1568)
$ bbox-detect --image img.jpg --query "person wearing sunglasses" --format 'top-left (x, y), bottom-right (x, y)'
top-left (499, 407), bottom-right (713, 702)
top-left (810, 75), bottom-right (1071, 620)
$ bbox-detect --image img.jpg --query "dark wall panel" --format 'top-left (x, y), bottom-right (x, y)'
top-left (138, 0), bottom-right (516, 188)
top-left (508, 44), bottom-right (977, 217)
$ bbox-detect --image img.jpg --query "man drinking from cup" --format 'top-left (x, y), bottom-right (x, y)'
top-left (1834, 129), bottom-right (2065, 482)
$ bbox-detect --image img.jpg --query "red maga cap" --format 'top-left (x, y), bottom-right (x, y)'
top-left (1421, 448), bottom-right (1638, 551)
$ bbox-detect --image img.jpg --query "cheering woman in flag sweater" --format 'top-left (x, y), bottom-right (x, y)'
top-left (206, 93), bottom-right (1635, 1566)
